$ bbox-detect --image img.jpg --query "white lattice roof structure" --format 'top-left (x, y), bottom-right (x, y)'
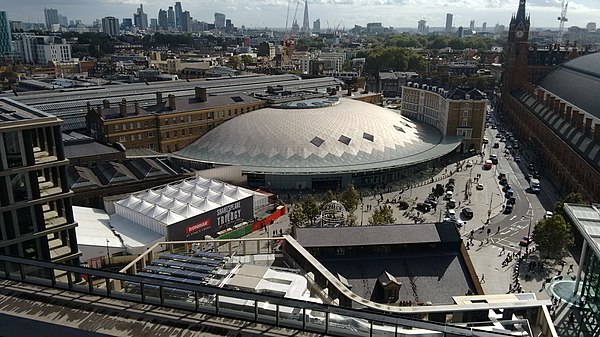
top-left (174, 97), bottom-right (462, 174)
top-left (114, 176), bottom-right (267, 235)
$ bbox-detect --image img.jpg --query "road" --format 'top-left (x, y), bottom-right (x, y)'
top-left (473, 117), bottom-right (560, 252)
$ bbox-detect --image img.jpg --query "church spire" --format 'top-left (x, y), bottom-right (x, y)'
top-left (516, 0), bottom-right (527, 21)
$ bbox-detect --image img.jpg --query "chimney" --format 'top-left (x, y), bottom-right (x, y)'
top-left (156, 91), bottom-right (162, 105)
top-left (585, 118), bottom-right (593, 135)
top-left (536, 89), bottom-right (544, 101)
top-left (86, 101), bottom-right (91, 113)
top-left (195, 87), bottom-right (207, 102)
top-left (575, 112), bottom-right (584, 129)
top-left (565, 106), bottom-right (572, 121)
top-left (545, 93), bottom-right (553, 107)
top-left (553, 98), bottom-right (560, 114)
top-left (168, 94), bottom-right (176, 110)
top-left (559, 102), bottom-right (566, 117)
top-left (119, 98), bottom-right (127, 117)
top-left (96, 105), bottom-right (103, 116)
top-left (134, 101), bottom-right (140, 115)
top-left (595, 124), bottom-right (600, 142)
top-left (102, 99), bottom-right (110, 109)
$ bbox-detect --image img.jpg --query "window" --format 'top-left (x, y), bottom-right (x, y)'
top-left (17, 208), bottom-right (34, 235)
top-left (148, 131), bottom-right (154, 138)
top-left (166, 131), bottom-right (170, 139)
top-left (3, 132), bottom-right (23, 168)
top-left (130, 135), bottom-right (135, 141)
top-left (174, 130), bottom-right (178, 138)
top-left (180, 116), bottom-right (184, 122)
top-left (137, 122), bottom-right (141, 128)
top-left (189, 128), bottom-right (193, 135)
top-left (10, 173), bottom-right (29, 202)
top-left (208, 112), bottom-right (213, 119)
top-left (138, 134), bottom-right (142, 140)
top-left (188, 115), bottom-right (192, 123)
top-left (164, 119), bottom-right (169, 125)
top-left (182, 129), bottom-right (186, 136)
top-left (172, 117), bottom-right (176, 124)
top-left (114, 124), bottom-right (120, 131)
top-left (123, 124), bottom-right (127, 131)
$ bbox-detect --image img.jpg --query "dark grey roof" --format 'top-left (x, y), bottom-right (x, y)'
top-left (537, 53), bottom-right (600, 119)
top-left (294, 224), bottom-right (441, 248)
top-left (0, 98), bottom-right (57, 123)
top-left (63, 132), bottom-right (122, 159)
top-left (513, 89), bottom-right (600, 172)
top-left (93, 162), bottom-right (138, 185)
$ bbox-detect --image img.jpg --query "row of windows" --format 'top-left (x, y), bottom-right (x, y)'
top-left (117, 127), bottom-right (202, 143)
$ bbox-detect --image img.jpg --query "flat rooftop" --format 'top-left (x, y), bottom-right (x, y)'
top-left (0, 98), bottom-right (59, 124)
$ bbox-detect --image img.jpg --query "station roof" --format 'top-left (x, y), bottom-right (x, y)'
top-left (564, 203), bottom-right (600, 259)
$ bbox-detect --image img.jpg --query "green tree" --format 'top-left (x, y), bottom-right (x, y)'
top-left (320, 190), bottom-right (335, 209)
top-left (240, 54), bottom-right (254, 65)
top-left (368, 205), bottom-right (396, 225)
top-left (340, 184), bottom-right (360, 213)
top-left (227, 56), bottom-right (242, 69)
top-left (533, 215), bottom-right (574, 259)
top-left (302, 195), bottom-right (320, 224)
top-left (289, 205), bottom-right (307, 227)
top-left (554, 192), bottom-right (585, 218)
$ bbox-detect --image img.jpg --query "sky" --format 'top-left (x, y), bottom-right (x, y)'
top-left (3, 0), bottom-right (600, 30)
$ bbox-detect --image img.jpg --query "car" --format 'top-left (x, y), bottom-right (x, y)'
top-left (476, 183), bottom-right (484, 190)
top-left (502, 184), bottom-right (512, 192)
top-left (446, 199), bottom-right (456, 209)
top-left (506, 145), bottom-right (513, 150)
top-left (446, 209), bottom-right (456, 218)
top-left (504, 204), bottom-right (513, 214)
top-left (493, 142), bottom-right (500, 148)
top-left (526, 173), bottom-right (532, 182)
top-left (445, 191), bottom-right (453, 200)
top-left (500, 137), bottom-right (506, 142)
top-left (544, 211), bottom-right (554, 219)
top-left (533, 171), bottom-right (541, 179)
top-left (446, 184), bottom-right (455, 192)
top-left (505, 189), bottom-right (514, 198)
top-left (496, 133), bottom-right (502, 138)
top-left (513, 144), bottom-right (520, 149)
top-left (514, 156), bottom-right (521, 163)
top-left (484, 160), bottom-right (493, 170)
top-left (461, 208), bottom-right (474, 219)
top-left (416, 202), bottom-right (431, 212)
top-left (466, 160), bottom-right (473, 167)
top-left (500, 178), bottom-right (508, 186)
top-left (424, 199), bottom-right (438, 207)
top-left (507, 196), bottom-right (516, 205)
top-left (528, 163), bottom-right (535, 171)
top-left (483, 138), bottom-right (489, 144)
top-left (443, 217), bottom-right (464, 228)
top-left (448, 178), bottom-right (455, 185)
top-left (491, 125), bottom-right (497, 129)
top-left (519, 235), bottom-right (533, 247)
top-left (498, 172), bottom-right (506, 179)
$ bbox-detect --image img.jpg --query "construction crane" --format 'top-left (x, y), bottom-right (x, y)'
top-left (557, 0), bottom-right (568, 44)
top-left (283, 0), bottom-right (292, 67)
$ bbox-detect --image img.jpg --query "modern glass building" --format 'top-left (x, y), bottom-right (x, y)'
top-left (0, 11), bottom-right (13, 55)
top-left (563, 203), bottom-right (600, 337)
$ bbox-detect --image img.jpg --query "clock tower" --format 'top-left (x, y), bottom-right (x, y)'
top-left (503, 0), bottom-right (530, 94)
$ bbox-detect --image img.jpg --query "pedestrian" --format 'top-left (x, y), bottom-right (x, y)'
top-left (480, 274), bottom-right (485, 283)
top-left (497, 226), bottom-right (500, 233)
top-left (279, 228), bottom-right (283, 236)
top-left (568, 264), bottom-right (574, 273)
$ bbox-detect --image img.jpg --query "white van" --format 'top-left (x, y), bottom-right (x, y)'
top-left (445, 191), bottom-right (453, 200)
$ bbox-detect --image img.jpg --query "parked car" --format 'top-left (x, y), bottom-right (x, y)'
top-left (446, 209), bottom-right (456, 218)
top-left (493, 142), bottom-right (500, 148)
top-left (446, 199), bottom-right (456, 209)
top-left (446, 184), bottom-right (455, 192)
top-left (507, 196), bottom-right (516, 205)
top-left (461, 208), bottom-right (474, 219)
top-left (445, 191), bottom-right (453, 200)
top-left (466, 160), bottom-right (473, 167)
top-left (476, 183), bottom-right (484, 190)
top-left (514, 156), bottom-right (521, 163)
top-left (443, 217), bottom-right (464, 228)
top-left (544, 211), bottom-right (554, 219)
top-left (484, 160), bottom-right (493, 170)
top-left (504, 204), bottom-right (514, 214)
top-left (416, 202), bottom-right (431, 213)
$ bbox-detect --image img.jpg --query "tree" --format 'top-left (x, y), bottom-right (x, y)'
top-left (240, 54), bottom-right (254, 65)
top-left (554, 192), bottom-right (585, 218)
top-left (227, 56), bottom-right (242, 69)
top-left (289, 205), bottom-right (307, 227)
top-left (320, 190), bottom-right (335, 209)
top-left (533, 214), bottom-right (574, 259)
top-left (368, 205), bottom-right (396, 225)
top-left (302, 195), bottom-right (320, 224)
top-left (340, 184), bottom-right (360, 213)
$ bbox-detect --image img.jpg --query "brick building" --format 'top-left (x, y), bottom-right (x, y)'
top-left (498, 0), bottom-right (600, 201)
top-left (401, 83), bottom-right (487, 153)
top-left (86, 87), bottom-right (267, 153)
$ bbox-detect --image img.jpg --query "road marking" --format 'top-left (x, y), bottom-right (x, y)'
top-left (510, 215), bottom-right (517, 220)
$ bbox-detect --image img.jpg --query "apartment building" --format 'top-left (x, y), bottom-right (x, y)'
top-left (86, 87), bottom-right (267, 153)
top-left (401, 83), bottom-right (487, 152)
top-left (0, 98), bottom-right (80, 265)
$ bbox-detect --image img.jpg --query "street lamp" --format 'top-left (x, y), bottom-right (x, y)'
top-left (360, 203), bottom-right (364, 226)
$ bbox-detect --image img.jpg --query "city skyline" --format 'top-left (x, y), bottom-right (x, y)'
top-left (3, 0), bottom-right (600, 31)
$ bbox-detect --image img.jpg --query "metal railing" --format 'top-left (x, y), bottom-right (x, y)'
top-left (0, 254), bottom-right (520, 337)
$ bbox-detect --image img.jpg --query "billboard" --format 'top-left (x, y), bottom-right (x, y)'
top-left (167, 196), bottom-right (254, 241)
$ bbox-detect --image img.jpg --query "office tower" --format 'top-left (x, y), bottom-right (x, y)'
top-left (313, 19), bottom-right (320, 33)
top-left (167, 6), bottom-right (175, 30)
top-left (101, 16), bottom-right (119, 36)
top-left (58, 14), bottom-right (68, 27)
top-left (214, 13), bottom-right (225, 30)
top-left (482, 22), bottom-right (487, 32)
top-left (587, 22), bottom-right (596, 31)
top-left (457, 26), bottom-right (464, 38)
top-left (302, 0), bottom-right (310, 35)
top-left (0, 98), bottom-right (80, 265)
top-left (469, 20), bottom-right (475, 30)
top-left (134, 4), bottom-right (148, 30)
top-left (150, 18), bottom-right (158, 31)
top-left (175, 2), bottom-right (183, 30)
top-left (181, 11), bottom-right (191, 33)
top-left (158, 9), bottom-right (168, 31)
top-left (417, 19), bottom-right (427, 34)
top-left (44, 8), bottom-right (59, 30)
top-left (121, 18), bottom-right (133, 31)
top-left (445, 13), bottom-right (453, 33)
top-left (0, 11), bottom-right (12, 54)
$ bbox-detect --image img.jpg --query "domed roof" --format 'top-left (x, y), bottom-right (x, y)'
top-left (174, 98), bottom-right (461, 174)
top-left (538, 53), bottom-right (600, 119)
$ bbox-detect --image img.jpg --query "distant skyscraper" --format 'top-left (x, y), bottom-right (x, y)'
top-left (482, 22), bottom-right (487, 32)
top-left (44, 8), bottom-right (59, 30)
top-left (445, 13), bottom-right (453, 33)
top-left (457, 26), bottom-right (464, 38)
top-left (158, 9), bottom-right (168, 31)
top-left (121, 18), bottom-right (133, 31)
top-left (214, 13), bottom-right (225, 30)
top-left (101, 16), bottom-right (120, 36)
top-left (175, 2), bottom-right (183, 30)
top-left (418, 19), bottom-right (427, 34)
top-left (313, 19), bottom-right (320, 33)
top-left (134, 4), bottom-right (148, 30)
top-left (469, 20), bottom-right (475, 31)
top-left (167, 6), bottom-right (175, 30)
top-left (586, 22), bottom-right (596, 31)
top-left (181, 11), bottom-right (192, 32)
top-left (0, 11), bottom-right (12, 54)
top-left (301, 0), bottom-right (310, 35)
